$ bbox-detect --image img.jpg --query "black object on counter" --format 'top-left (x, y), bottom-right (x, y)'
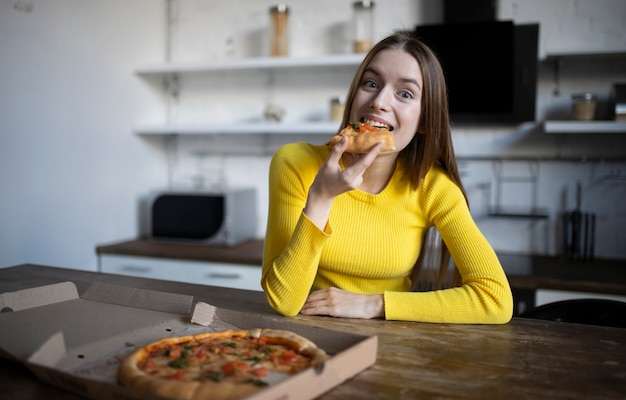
top-left (562, 182), bottom-right (596, 261)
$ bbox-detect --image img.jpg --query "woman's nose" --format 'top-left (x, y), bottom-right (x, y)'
top-left (370, 88), bottom-right (392, 111)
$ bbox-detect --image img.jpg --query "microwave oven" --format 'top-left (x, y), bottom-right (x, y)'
top-left (147, 188), bottom-right (257, 246)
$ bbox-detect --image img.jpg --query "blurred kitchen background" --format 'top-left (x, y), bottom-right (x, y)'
top-left (1, 0), bottom-right (625, 272)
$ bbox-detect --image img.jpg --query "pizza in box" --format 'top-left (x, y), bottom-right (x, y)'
top-left (117, 328), bottom-right (327, 400)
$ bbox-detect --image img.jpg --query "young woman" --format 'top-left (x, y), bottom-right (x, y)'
top-left (261, 33), bottom-right (513, 324)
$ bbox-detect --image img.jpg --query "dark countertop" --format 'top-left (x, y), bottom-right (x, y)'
top-left (499, 253), bottom-right (626, 295)
top-left (96, 238), bottom-right (265, 266)
top-left (1, 264), bottom-right (625, 400)
top-left (96, 238), bottom-right (626, 295)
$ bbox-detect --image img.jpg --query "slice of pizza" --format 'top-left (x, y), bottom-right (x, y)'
top-left (328, 121), bottom-right (395, 153)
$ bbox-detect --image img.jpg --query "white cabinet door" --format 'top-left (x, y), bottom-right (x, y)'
top-left (99, 254), bottom-right (181, 281)
top-left (185, 262), bottom-right (262, 292)
top-left (99, 254), bottom-right (262, 292)
top-left (535, 289), bottom-right (626, 306)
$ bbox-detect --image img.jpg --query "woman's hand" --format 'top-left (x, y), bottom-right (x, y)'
top-left (300, 287), bottom-right (385, 319)
top-left (314, 136), bottom-right (383, 199)
top-left (304, 137), bottom-right (383, 230)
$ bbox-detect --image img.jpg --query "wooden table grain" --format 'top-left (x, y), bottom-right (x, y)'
top-left (0, 264), bottom-right (624, 400)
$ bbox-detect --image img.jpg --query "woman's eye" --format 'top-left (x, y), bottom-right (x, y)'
top-left (399, 90), bottom-right (414, 99)
top-left (363, 80), bottom-right (377, 89)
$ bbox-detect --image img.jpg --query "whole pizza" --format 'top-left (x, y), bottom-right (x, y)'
top-left (117, 328), bottom-right (327, 400)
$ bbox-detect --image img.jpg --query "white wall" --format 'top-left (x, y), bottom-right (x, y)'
top-left (1, 0), bottom-right (625, 272)
top-left (0, 1), bottom-right (168, 270)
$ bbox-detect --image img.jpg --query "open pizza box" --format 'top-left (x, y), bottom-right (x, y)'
top-left (0, 281), bottom-right (378, 399)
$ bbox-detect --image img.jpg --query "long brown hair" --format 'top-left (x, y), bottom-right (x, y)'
top-left (340, 32), bottom-right (466, 290)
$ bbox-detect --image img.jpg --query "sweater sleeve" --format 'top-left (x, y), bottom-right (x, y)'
top-left (261, 143), bottom-right (330, 316)
top-left (384, 169), bottom-right (514, 324)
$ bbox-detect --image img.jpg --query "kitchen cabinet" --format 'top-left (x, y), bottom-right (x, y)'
top-left (99, 253), bottom-right (262, 291)
top-left (133, 54), bottom-right (364, 136)
top-left (96, 239), bottom-right (265, 291)
top-left (512, 288), bottom-right (626, 315)
top-left (535, 288), bottom-right (626, 307)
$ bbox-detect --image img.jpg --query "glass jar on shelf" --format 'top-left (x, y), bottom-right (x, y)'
top-left (352, 1), bottom-right (375, 53)
top-left (571, 92), bottom-right (597, 121)
top-left (270, 4), bottom-right (289, 57)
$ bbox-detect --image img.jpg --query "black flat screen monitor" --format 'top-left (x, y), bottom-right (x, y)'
top-left (408, 21), bottom-right (539, 124)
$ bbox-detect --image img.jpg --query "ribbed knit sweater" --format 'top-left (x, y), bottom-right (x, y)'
top-left (262, 142), bottom-right (513, 324)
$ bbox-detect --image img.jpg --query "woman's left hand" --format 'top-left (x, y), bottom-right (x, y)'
top-left (300, 287), bottom-right (384, 319)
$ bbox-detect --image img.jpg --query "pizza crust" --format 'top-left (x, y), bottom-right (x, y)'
top-left (328, 123), bottom-right (395, 153)
top-left (117, 329), bottom-right (327, 400)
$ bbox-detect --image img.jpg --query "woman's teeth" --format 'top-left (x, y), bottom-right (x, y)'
top-left (361, 118), bottom-right (391, 130)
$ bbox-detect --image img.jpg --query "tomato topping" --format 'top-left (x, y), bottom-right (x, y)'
top-left (168, 346), bottom-right (182, 359)
top-left (252, 367), bottom-right (268, 377)
top-left (222, 360), bottom-right (249, 376)
top-left (165, 370), bottom-right (184, 380)
top-left (281, 350), bottom-right (297, 363)
top-left (194, 349), bottom-right (207, 358)
top-left (358, 122), bottom-right (375, 133)
top-left (186, 356), bottom-right (201, 367)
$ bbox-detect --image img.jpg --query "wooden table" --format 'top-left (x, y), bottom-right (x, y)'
top-left (1, 264), bottom-right (625, 399)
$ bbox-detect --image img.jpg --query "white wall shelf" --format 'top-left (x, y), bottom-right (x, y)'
top-left (135, 54), bottom-right (365, 75)
top-left (134, 121), bottom-right (340, 136)
top-left (544, 51), bottom-right (626, 61)
top-left (543, 121), bottom-right (626, 134)
top-left (134, 54), bottom-right (362, 136)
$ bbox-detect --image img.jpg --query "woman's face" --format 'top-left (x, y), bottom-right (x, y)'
top-left (350, 48), bottom-right (424, 153)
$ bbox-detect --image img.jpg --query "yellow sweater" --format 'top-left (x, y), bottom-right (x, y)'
top-left (262, 142), bottom-right (513, 324)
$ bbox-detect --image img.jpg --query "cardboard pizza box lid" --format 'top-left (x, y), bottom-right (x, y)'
top-left (0, 282), bottom-right (377, 400)
top-left (0, 281), bottom-right (79, 361)
top-left (0, 282), bottom-right (193, 364)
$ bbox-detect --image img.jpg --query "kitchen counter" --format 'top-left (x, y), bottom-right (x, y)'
top-left (96, 238), bottom-right (265, 266)
top-left (500, 253), bottom-right (626, 295)
top-left (1, 264), bottom-right (625, 399)
top-left (97, 238), bottom-right (626, 296)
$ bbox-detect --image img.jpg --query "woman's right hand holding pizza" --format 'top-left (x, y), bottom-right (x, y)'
top-left (303, 135), bottom-right (383, 230)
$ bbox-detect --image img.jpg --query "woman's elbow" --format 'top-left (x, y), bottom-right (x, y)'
top-left (489, 289), bottom-right (514, 324)
top-left (262, 287), bottom-right (302, 317)
top-left (472, 281), bottom-right (513, 324)
top-left (268, 300), bottom-right (301, 317)
top-left (491, 303), bottom-right (513, 324)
